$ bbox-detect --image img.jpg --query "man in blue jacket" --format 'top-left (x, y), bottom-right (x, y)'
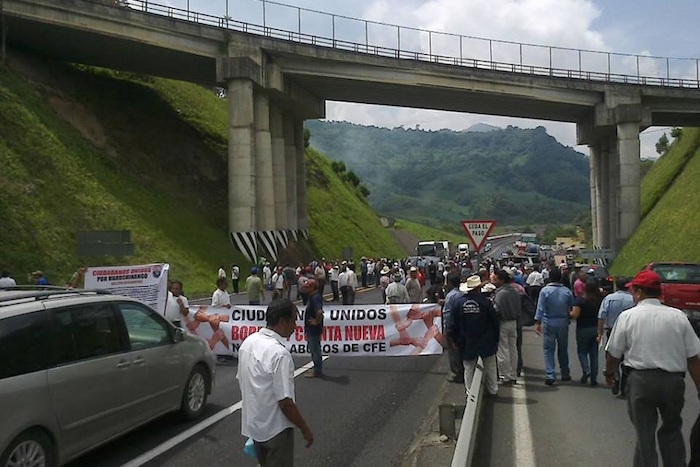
top-left (535, 267), bottom-right (574, 386)
top-left (446, 275), bottom-right (500, 397)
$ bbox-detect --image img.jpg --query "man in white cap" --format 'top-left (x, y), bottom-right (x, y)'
top-left (605, 269), bottom-right (700, 467)
top-left (379, 265), bottom-right (391, 304)
top-left (405, 266), bottom-right (422, 303)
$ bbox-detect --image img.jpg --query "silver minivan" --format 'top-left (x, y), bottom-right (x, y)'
top-left (0, 289), bottom-right (216, 467)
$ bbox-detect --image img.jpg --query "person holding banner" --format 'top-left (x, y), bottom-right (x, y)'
top-left (304, 279), bottom-right (324, 379)
top-left (165, 280), bottom-right (189, 326)
top-left (237, 299), bottom-right (314, 465)
top-left (446, 275), bottom-right (500, 397)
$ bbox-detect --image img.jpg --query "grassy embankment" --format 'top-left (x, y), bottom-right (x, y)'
top-left (0, 54), bottom-right (409, 294)
top-left (611, 128), bottom-right (700, 275)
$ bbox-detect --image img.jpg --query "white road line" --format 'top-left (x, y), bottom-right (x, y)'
top-left (512, 373), bottom-right (537, 466)
top-left (120, 356), bottom-right (329, 467)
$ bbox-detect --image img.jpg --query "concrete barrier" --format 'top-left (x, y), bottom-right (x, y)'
top-left (451, 358), bottom-right (485, 467)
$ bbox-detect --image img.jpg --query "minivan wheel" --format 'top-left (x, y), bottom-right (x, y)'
top-left (180, 366), bottom-right (208, 421)
top-left (1, 429), bottom-right (55, 467)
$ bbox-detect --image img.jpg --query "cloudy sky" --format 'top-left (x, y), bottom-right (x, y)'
top-left (176, 0), bottom-right (699, 158)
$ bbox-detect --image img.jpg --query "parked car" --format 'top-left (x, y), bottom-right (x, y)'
top-left (640, 262), bottom-right (700, 335)
top-left (580, 264), bottom-right (614, 294)
top-left (640, 262), bottom-right (700, 310)
top-left (0, 288), bottom-right (216, 467)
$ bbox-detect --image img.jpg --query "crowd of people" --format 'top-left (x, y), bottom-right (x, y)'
top-left (169, 253), bottom-right (700, 467)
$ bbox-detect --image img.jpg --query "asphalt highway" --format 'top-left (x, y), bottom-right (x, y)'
top-left (65, 286), bottom-right (446, 467)
top-left (474, 325), bottom-right (700, 466)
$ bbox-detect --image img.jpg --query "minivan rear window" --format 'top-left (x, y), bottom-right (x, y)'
top-left (49, 304), bottom-right (125, 366)
top-left (652, 264), bottom-right (700, 284)
top-left (0, 312), bottom-right (49, 379)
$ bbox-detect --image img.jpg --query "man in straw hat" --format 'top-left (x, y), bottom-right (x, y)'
top-left (445, 275), bottom-right (500, 397)
top-left (385, 272), bottom-right (409, 305)
top-left (605, 269), bottom-right (700, 467)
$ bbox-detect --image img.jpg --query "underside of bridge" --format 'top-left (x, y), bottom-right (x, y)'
top-left (6, 0), bottom-right (700, 261)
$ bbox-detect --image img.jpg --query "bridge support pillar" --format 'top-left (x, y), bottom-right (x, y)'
top-left (607, 134), bottom-right (620, 250)
top-left (589, 143), bottom-right (599, 248)
top-left (295, 119), bottom-right (309, 237)
top-left (270, 106), bottom-right (288, 232)
top-left (283, 114), bottom-right (299, 235)
top-left (595, 139), bottom-right (610, 249)
top-left (617, 121), bottom-right (641, 246)
top-left (227, 79), bottom-right (258, 262)
top-left (254, 92), bottom-right (278, 259)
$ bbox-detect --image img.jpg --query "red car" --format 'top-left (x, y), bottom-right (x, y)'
top-left (641, 262), bottom-right (700, 311)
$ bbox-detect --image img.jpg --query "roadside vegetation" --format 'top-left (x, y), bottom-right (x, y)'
top-left (0, 51), bottom-right (404, 295)
top-left (640, 128), bottom-right (699, 217)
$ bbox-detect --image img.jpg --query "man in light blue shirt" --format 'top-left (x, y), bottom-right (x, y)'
top-left (597, 276), bottom-right (634, 396)
top-left (534, 267), bottom-right (574, 385)
top-left (597, 277), bottom-right (634, 340)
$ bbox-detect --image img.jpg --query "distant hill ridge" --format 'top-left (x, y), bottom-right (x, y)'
top-left (305, 120), bottom-right (591, 226)
top-left (465, 122), bottom-right (501, 133)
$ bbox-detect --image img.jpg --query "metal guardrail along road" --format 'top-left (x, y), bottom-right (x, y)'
top-left (101, 0), bottom-right (700, 88)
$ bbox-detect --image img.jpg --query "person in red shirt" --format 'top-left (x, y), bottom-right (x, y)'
top-left (573, 270), bottom-right (586, 297)
top-left (417, 268), bottom-right (426, 287)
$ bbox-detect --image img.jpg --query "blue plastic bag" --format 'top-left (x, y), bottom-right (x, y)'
top-left (243, 437), bottom-right (257, 459)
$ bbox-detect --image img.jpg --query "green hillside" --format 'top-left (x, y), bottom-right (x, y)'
top-left (611, 129), bottom-right (700, 275)
top-left (0, 52), bottom-right (405, 294)
top-left (305, 120), bottom-right (591, 226)
top-left (640, 128), bottom-right (700, 217)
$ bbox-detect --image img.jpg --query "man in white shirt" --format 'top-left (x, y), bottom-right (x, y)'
top-left (605, 270), bottom-right (700, 467)
top-left (0, 271), bottom-right (17, 288)
top-left (525, 265), bottom-right (545, 303)
top-left (237, 299), bottom-right (314, 465)
top-left (165, 280), bottom-right (189, 326)
top-left (329, 264), bottom-right (340, 302)
top-left (338, 263), bottom-right (349, 305)
top-left (271, 267), bottom-right (285, 300)
top-left (231, 264), bottom-right (240, 295)
top-left (263, 263), bottom-right (272, 289)
top-left (346, 263), bottom-right (358, 305)
top-left (211, 277), bottom-right (231, 308)
top-left (217, 265), bottom-right (226, 279)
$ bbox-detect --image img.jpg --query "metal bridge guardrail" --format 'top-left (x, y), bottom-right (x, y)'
top-left (451, 357), bottom-right (485, 467)
top-left (103, 0), bottom-right (700, 88)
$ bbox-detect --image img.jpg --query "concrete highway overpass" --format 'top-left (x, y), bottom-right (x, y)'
top-left (5, 0), bottom-right (700, 258)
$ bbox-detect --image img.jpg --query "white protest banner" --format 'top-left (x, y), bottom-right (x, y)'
top-left (182, 303), bottom-right (443, 357)
top-left (85, 263), bottom-right (170, 314)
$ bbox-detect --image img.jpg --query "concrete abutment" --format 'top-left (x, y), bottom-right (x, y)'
top-left (221, 46), bottom-right (323, 261)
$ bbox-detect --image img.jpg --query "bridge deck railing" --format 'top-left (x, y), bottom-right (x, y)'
top-left (105, 0), bottom-right (700, 88)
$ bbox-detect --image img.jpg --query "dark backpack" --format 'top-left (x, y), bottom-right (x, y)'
top-left (519, 294), bottom-right (537, 326)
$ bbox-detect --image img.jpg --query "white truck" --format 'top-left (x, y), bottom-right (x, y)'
top-left (416, 241), bottom-right (450, 261)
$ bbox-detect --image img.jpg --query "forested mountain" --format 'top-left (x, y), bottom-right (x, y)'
top-left (305, 120), bottom-right (591, 226)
